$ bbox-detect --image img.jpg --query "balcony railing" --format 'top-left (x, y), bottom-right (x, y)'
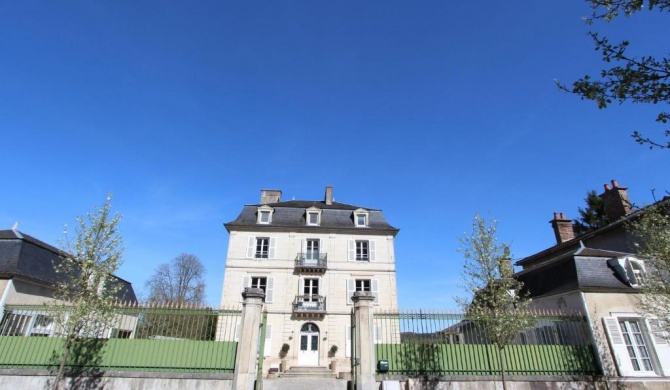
top-left (292, 295), bottom-right (327, 316)
top-left (294, 253), bottom-right (327, 272)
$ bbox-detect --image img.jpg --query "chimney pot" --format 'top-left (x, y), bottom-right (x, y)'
top-left (553, 212), bottom-right (559, 220)
top-left (604, 184), bottom-right (611, 191)
top-left (611, 179), bottom-right (619, 188)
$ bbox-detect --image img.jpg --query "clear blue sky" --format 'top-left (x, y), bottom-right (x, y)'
top-left (2, 1), bottom-right (668, 309)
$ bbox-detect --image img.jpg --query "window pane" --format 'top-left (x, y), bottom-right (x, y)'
top-left (311, 335), bottom-right (318, 351)
top-left (300, 335), bottom-right (308, 351)
top-left (357, 215), bottom-right (366, 226)
top-left (256, 238), bottom-right (269, 258)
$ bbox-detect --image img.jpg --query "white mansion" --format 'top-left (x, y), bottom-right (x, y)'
top-left (218, 187), bottom-right (399, 369)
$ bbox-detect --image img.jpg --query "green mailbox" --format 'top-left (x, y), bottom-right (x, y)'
top-left (377, 359), bottom-right (389, 373)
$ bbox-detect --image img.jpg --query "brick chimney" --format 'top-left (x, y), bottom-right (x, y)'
top-left (260, 189), bottom-right (281, 205)
top-left (599, 179), bottom-right (632, 221)
top-left (324, 186), bottom-right (333, 205)
top-left (550, 212), bottom-right (575, 244)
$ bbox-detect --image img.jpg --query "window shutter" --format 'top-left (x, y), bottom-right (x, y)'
top-left (299, 278), bottom-right (305, 296)
top-left (246, 237), bottom-right (255, 259)
top-left (369, 240), bottom-right (376, 262)
top-left (235, 321), bottom-right (241, 341)
top-left (264, 324), bottom-right (272, 357)
top-left (266, 277), bottom-right (274, 303)
top-left (602, 317), bottom-right (634, 376)
top-left (348, 240), bottom-right (355, 261)
top-left (648, 319), bottom-right (670, 375)
top-left (371, 279), bottom-right (379, 305)
top-left (347, 279), bottom-right (355, 305)
top-left (269, 238), bottom-right (276, 259)
top-left (345, 326), bottom-right (352, 357)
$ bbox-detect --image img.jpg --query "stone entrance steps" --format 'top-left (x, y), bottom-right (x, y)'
top-left (263, 377), bottom-right (347, 390)
top-left (278, 365), bottom-right (338, 379)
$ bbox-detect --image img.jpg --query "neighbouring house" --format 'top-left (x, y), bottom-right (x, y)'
top-left (217, 186), bottom-right (400, 372)
top-left (514, 180), bottom-right (670, 378)
top-left (0, 228), bottom-right (137, 337)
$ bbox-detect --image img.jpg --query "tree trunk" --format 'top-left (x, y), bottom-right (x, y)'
top-left (498, 347), bottom-right (507, 390)
top-left (53, 338), bottom-right (72, 390)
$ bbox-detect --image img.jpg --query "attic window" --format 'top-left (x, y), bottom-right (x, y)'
top-left (608, 256), bottom-right (646, 288)
top-left (354, 209), bottom-right (369, 228)
top-left (306, 207), bottom-right (322, 226)
top-left (257, 206), bottom-right (274, 225)
top-left (627, 259), bottom-right (646, 287)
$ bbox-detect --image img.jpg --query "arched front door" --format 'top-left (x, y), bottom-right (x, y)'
top-left (297, 322), bottom-right (319, 366)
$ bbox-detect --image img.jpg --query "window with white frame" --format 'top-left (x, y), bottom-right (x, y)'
top-left (241, 275), bottom-right (274, 303)
top-left (256, 238), bottom-right (270, 258)
top-left (348, 239), bottom-right (376, 261)
top-left (305, 239), bottom-right (320, 260)
top-left (346, 278), bottom-right (379, 305)
top-left (0, 312), bottom-right (55, 337)
top-left (257, 206), bottom-right (274, 224)
top-left (353, 209), bottom-right (369, 227)
top-left (356, 241), bottom-right (369, 261)
top-left (306, 207), bottom-right (321, 226)
top-left (251, 276), bottom-right (267, 291)
top-left (356, 279), bottom-right (371, 292)
top-left (628, 259), bottom-right (646, 287)
top-left (607, 256), bottom-right (646, 288)
top-left (602, 315), bottom-right (670, 376)
top-left (620, 319), bottom-right (654, 372)
top-left (246, 236), bottom-right (276, 259)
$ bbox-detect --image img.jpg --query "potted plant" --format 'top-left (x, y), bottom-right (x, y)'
top-left (280, 343), bottom-right (291, 372)
top-left (329, 344), bottom-right (338, 357)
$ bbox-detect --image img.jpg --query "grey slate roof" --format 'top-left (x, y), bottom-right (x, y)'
top-left (514, 246), bottom-right (636, 298)
top-left (0, 230), bottom-right (137, 302)
top-left (225, 200), bottom-right (399, 234)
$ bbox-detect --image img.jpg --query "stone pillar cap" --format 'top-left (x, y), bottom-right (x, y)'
top-left (352, 291), bottom-right (375, 301)
top-left (242, 287), bottom-right (266, 300)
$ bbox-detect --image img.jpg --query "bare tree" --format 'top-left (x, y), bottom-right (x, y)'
top-left (146, 253), bottom-right (206, 305)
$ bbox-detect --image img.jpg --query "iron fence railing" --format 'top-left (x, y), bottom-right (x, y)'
top-left (374, 309), bottom-right (598, 376)
top-left (0, 303), bottom-right (241, 373)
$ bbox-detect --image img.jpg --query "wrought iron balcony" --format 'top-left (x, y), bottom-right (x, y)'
top-left (294, 253), bottom-right (327, 273)
top-left (292, 295), bottom-right (327, 318)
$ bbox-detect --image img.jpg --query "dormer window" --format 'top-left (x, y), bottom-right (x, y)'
top-left (353, 209), bottom-right (369, 228)
top-left (608, 256), bottom-right (646, 288)
top-left (257, 206), bottom-right (274, 224)
top-left (627, 258), bottom-right (646, 287)
top-left (306, 207), bottom-right (322, 226)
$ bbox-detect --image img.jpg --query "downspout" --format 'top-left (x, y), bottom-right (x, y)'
top-left (580, 291), bottom-right (605, 376)
top-left (0, 279), bottom-right (14, 324)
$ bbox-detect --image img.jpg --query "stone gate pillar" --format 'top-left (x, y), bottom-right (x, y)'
top-left (232, 287), bottom-right (265, 390)
top-left (352, 291), bottom-right (376, 390)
